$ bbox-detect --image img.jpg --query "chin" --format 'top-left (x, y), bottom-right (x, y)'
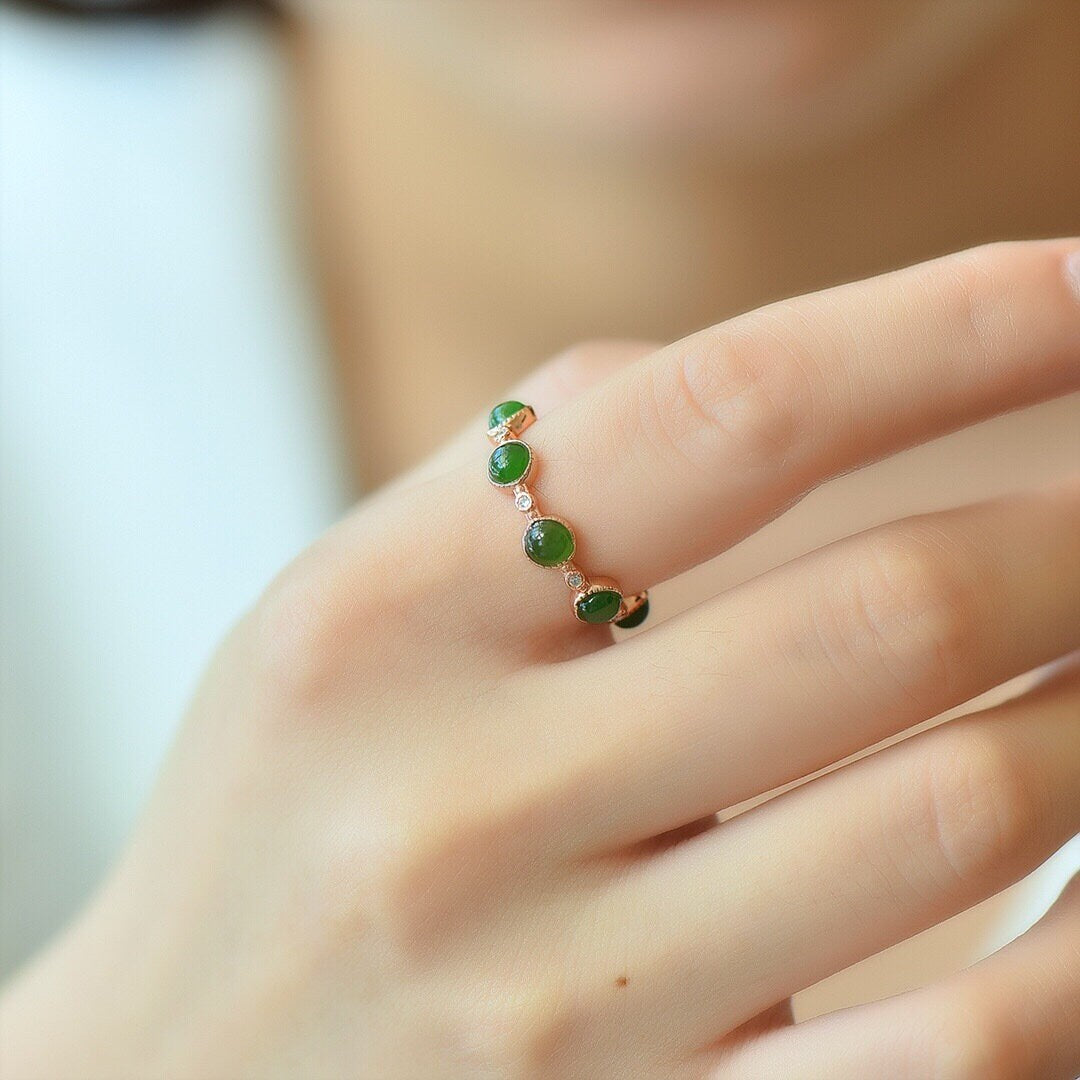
top-left (337, 0), bottom-right (1028, 158)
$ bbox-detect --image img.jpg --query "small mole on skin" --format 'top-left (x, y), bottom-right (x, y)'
top-left (615, 976), bottom-right (628, 988)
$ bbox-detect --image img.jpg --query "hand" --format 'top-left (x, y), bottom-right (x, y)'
top-left (3, 240), bottom-right (1079, 1080)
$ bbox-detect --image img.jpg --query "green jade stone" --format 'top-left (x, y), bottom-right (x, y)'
top-left (488, 441), bottom-right (531, 486)
top-left (523, 518), bottom-right (575, 567)
top-left (575, 589), bottom-right (623, 624)
top-left (614, 596), bottom-right (650, 630)
top-left (488, 400), bottom-right (527, 429)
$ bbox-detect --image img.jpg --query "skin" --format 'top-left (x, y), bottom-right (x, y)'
top-left (3, 3), bottom-right (1080, 1077)
top-left (1, 240), bottom-right (1079, 1078)
top-left (289, 0), bottom-right (1080, 484)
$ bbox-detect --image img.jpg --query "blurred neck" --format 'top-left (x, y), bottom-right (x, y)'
top-left (289, 8), bottom-right (1080, 487)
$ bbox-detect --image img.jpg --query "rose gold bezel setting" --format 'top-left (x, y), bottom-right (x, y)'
top-left (520, 515), bottom-right (577, 569)
top-left (571, 578), bottom-right (624, 624)
top-left (487, 405), bottom-right (536, 444)
top-left (487, 439), bottom-right (534, 488)
top-left (617, 591), bottom-right (649, 622)
top-left (487, 401), bottom-right (648, 628)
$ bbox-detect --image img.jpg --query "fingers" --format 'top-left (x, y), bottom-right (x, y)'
top-left (566, 482), bottom-right (1080, 850)
top-left (591, 655), bottom-right (1080, 1056)
top-left (450, 239), bottom-right (1080, 636)
top-left (392, 340), bottom-right (657, 490)
top-left (715, 870), bottom-right (1080, 1080)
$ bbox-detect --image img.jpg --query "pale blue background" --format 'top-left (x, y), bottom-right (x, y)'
top-left (0, 2), bottom-right (347, 974)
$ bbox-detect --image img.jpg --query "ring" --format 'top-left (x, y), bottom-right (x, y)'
top-left (486, 400), bottom-right (650, 628)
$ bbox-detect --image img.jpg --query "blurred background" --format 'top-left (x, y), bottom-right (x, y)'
top-left (1, 0), bottom-right (348, 978)
top-left (2, 0), bottom-right (1078, 1019)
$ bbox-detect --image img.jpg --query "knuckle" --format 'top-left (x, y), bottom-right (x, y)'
top-left (946, 239), bottom-right (1029, 285)
top-left (355, 824), bottom-right (444, 958)
top-left (842, 529), bottom-right (979, 704)
top-left (456, 988), bottom-right (582, 1080)
top-left (545, 339), bottom-right (654, 396)
top-left (917, 724), bottom-right (1045, 888)
top-left (245, 503), bottom-right (427, 713)
top-left (501, 996), bottom-right (579, 1080)
top-left (247, 548), bottom-right (361, 706)
top-left (656, 321), bottom-right (810, 474)
top-left (363, 777), bottom-right (577, 968)
top-left (944, 239), bottom-right (1015, 282)
top-left (363, 806), bottom-right (529, 963)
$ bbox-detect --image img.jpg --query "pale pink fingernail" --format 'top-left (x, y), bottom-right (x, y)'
top-left (1065, 249), bottom-right (1080, 302)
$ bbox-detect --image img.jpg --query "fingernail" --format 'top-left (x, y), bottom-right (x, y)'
top-left (1065, 249), bottom-right (1080, 302)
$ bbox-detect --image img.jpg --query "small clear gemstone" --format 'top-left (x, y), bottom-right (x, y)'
top-left (492, 425), bottom-right (510, 441)
top-left (515, 491), bottom-right (533, 511)
top-left (565, 571), bottom-right (584, 589)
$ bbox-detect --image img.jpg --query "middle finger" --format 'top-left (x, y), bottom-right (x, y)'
top-left (559, 482), bottom-right (1080, 853)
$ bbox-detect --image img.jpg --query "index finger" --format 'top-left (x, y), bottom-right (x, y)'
top-left (460, 239), bottom-right (1080, 635)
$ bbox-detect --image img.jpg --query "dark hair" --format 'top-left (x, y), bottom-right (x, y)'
top-left (10, 0), bottom-right (249, 17)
